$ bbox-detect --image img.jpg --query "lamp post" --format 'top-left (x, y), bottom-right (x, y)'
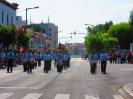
top-left (25, 6), bottom-right (39, 49)
top-left (70, 31), bottom-right (86, 35)
top-left (84, 24), bottom-right (94, 34)
top-left (26, 6), bottom-right (39, 29)
top-left (84, 24), bottom-right (94, 27)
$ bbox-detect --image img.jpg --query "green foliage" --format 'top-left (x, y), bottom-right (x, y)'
top-left (0, 25), bottom-right (32, 49)
top-left (99, 33), bottom-right (118, 51)
top-left (16, 31), bottom-right (32, 48)
top-left (85, 21), bottom-right (116, 53)
top-left (0, 25), bottom-right (16, 47)
top-left (87, 21), bottom-right (113, 34)
top-left (108, 22), bottom-right (133, 49)
top-left (84, 32), bottom-right (117, 53)
top-left (28, 24), bottom-right (42, 32)
top-left (23, 32), bottom-right (32, 48)
top-left (129, 10), bottom-right (133, 26)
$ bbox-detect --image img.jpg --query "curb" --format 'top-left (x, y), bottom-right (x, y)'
top-left (123, 84), bottom-right (133, 98)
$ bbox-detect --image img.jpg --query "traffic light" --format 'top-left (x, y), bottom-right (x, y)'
top-left (74, 31), bottom-right (76, 35)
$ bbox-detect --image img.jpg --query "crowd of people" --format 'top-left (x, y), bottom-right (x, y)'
top-left (0, 49), bottom-right (71, 74)
top-left (88, 50), bottom-right (133, 74)
top-left (108, 50), bottom-right (133, 64)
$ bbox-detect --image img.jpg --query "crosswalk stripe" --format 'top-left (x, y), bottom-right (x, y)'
top-left (113, 95), bottom-right (125, 99)
top-left (54, 94), bottom-right (70, 99)
top-left (0, 93), bottom-right (14, 99)
top-left (22, 93), bottom-right (42, 99)
top-left (85, 95), bottom-right (99, 99)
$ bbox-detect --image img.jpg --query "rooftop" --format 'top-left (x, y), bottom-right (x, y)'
top-left (0, 0), bottom-right (19, 10)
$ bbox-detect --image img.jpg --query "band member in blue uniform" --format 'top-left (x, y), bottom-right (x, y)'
top-left (21, 50), bottom-right (29, 72)
top-left (100, 51), bottom-right (109, 74)
top-left (43, 52), bottom-right (52, 73)
top-left (88, 52), bottom-right (98, 74)
top-left (56, 53), bottom-right (63, 73)
top-left (7, 50), bottom-right (15, 73)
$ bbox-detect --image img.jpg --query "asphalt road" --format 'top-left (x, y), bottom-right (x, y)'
top-left (0, 58), bottom-right (133, 99)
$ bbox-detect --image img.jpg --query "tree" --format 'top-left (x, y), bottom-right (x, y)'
top-left (27, 24), bottom-right (42, 32)
top-left (84, 32), bottom-right (117, 53)
top-left (15, 26), bottom-right (32, 48)
top-left (0, 26), bottom-right (31, 49)
top-left (108, 22), bottom-right (133, 49)
top-left (0, 25), bottom-right (16, 49)
top-left (129, 10), bottom-right (133, 26)
top-left (100, 33), bottom-right (117, 51)
top-left (87, 21), bottom-right (113, 34)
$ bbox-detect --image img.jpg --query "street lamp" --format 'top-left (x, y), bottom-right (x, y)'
top-left (84, 24), bottom-right (94, 27)
top-left (71, 31), bottom-right (86, 35)
top-left (84, 24), bottom-right (94, 34)
top-left (26, 6), bottom-right (39, 28)
top-left (58, 31), bottom-right (62, 33)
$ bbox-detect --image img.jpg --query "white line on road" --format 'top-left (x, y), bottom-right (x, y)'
top-left (22, 93), bottom-right (42, 99)
top-left (113, 95), bottom-right (125, 99)
top-left (0, 87), bottom-right (38, 89)
top-left (54, 94), bottom-right (70, 99)
top-left (85, 95), bottom-right (100, 99)
top-left (0, 93), bottom-right (14, 99)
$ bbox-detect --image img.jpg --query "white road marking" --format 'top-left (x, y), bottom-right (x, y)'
top-left (0, 71), bottom-right (20, 79)
top-left (22, 93), bottom-right (42, 99)
top-left (54, 94), bottom-right (70, 99)
top-left (0, 87), bottom-right (38, 89)
top-left (113, 95), bottom-right (125, 99)
top-left (118, 68), bottom-right (133, 71)
top-left (0, 93), bottom-right (14, 99)
top-left (85, 95), bottom-right (99, 99)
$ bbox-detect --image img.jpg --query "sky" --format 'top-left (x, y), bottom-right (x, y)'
top-left (8, 0), bottom-right (133, 44)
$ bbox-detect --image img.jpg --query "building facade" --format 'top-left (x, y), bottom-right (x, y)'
top-left (29, 23), bottom-right (58, 49)
top-left (0, 0), bottom-right (18, 26)
top-left (41, 23), bottom-right (58, 49)
top-left (16, 16), bottom-right (26, 26)
top-left (65, 43), bottom-right (85, 57)
top-left (31, 31), bottom-right (51, 51)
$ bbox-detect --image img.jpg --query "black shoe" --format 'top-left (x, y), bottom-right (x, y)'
top-left (103, 72), bottom-right (106, 74)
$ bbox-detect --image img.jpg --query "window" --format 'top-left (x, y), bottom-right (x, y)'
top-left (49, 33), bottom-right (52, 36)
top-left (2, 11), bottom-right (4, 24)
top-left (11, 16), bottom-right (13, 24)
top-left (7, 14), bottom-right (9, 25)
top-left (43, 29), bottom-right (45, 33)
top-left (49, 28), bottom-right (52, 31)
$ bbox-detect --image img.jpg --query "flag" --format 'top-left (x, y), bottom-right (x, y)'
top-left (32, 32), bottom-right (41, 39)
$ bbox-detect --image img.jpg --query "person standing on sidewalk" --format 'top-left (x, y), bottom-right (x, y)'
top-left (99, 51), bottom-right (108, 74)
top-left (7, 50), bottom-right (16, 73)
